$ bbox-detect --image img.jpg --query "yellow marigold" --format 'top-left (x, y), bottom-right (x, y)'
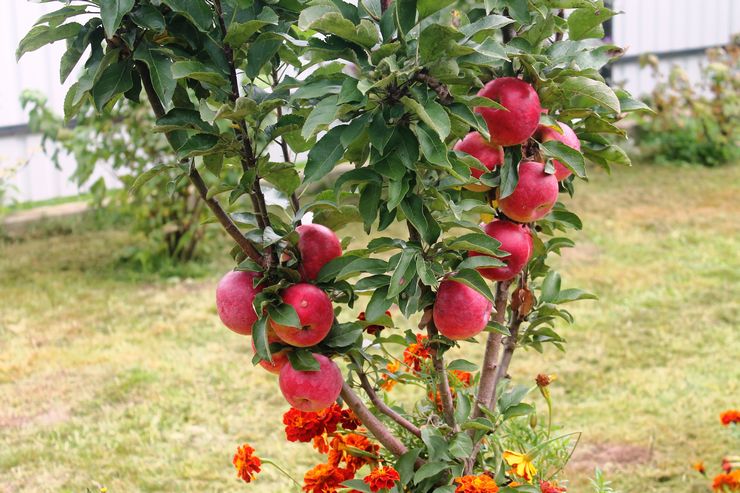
top-left (233, 444), bottom-right (262, 483)
top-left (503, 450), bottom-right (537, 482)
top-left (454, 474), bottom-right (499, 492)
top-left (380, 361), bottom-right (401, 392)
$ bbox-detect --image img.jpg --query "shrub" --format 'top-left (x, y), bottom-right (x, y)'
top-left (633, 37), bottom-right (740, 167)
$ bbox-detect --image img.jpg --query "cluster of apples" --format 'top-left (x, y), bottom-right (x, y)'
top-left (433, 77), bottom-right (581, 341)
top-left (215, 224), bottom-right (345, 412)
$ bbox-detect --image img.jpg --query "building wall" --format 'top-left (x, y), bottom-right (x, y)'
top-left (1, 1), bottom-right (739, 204)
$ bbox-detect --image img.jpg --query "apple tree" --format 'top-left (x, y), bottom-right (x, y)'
top-left (20, 0), bottom-right (648, 490)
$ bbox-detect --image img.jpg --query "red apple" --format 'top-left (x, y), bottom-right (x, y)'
top-left (454, 132), bottom-right (505, 191)
top-left (469, 220), bottom-right (533, 281)
top-left (536, 122), bottom-right (581, 181)
top-left (433, 279), bottom-right (493, 340)
top-left (251, 333), bottom-right (290, 374)
top-left (497, 161), bottom-right (558, 223)
top-left (297, 223), bottom-right (342, 281)
top-left (215, 270), bottom-right (263, 335)
top-left (476, 77), bottom-right (542, 147)
top-left (270, 283), bottom-right (334, 347)
top-left (279, 353), bottom-right (343, 412)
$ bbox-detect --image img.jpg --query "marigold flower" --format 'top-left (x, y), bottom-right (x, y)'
top-left (712, 470), bottom-right (740, 491)
top-left (721, 410), bottom-right (740, 426)
top-left (450, 370), bottom-right (473, 387)
top-left (340, 408), bottom-right (362, 431)
top-left (380, 361), bottom-right (402, 392)
top-left (328, 433), bottom-right (380, 472)
top-left (536, 374), bottom-right (557, 387)
top-left (303, 463), bottom-right (354, 493)
top-left (233, 444), bottom-right (262, 483)
top-left (363, 466), bottom-right (400, 492)
top-left (454, 474), bottom-right (499, 492)
top-left (503, 450), bottom-right (537, 482)
top-left (694, 461), bottom-right (707, 475)
top-left (540, 480), bottom-right (567, 492)
top-left (284, 404), bottom-right (342, 443)
top-left (722, 457), bottom-right (733, 474)
top-left (403, 334), bottom-right (432, 372)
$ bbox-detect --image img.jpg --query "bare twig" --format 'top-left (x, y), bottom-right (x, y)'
top-left (427, 320), bottom-right (458, 431)
top-left (412, 70), bottom-right (453, 105)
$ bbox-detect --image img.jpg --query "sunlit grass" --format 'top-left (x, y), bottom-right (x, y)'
top-left (1, 164), bottom-right (738, 492)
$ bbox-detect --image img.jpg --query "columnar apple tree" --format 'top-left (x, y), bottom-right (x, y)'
top-left (21, 0), bottom-right (647, 490)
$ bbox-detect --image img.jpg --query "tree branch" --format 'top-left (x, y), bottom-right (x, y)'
top-left (340, 382), bottom-right (411, 458)
top-left (271, 66), bottom-right (300, 214)
top-left (353, 363), bottom-right (422, 438)
top-left (427, 318), bottom-right (458, 431)
top-left (135, 61), bottom-right (263, 264)
top-left (411, 70), bottom-right (453, 105)
top-left (471, 279), bottom-right (512, 421)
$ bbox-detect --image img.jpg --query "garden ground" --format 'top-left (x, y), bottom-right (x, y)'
top-left (1, 164), bottom-right (738, 493)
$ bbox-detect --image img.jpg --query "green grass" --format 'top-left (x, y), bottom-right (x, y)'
top-left (3, 193), bottom-right (92, 213)
top-left (1, 165), bottom-right (738, 493)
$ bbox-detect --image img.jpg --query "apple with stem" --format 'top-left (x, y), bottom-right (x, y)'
top-left (297, 223), bottom-right (342, 281)
top-left (270, 283), bottom-right (334, 347)
top-left (216, 270), bottom-right (263, 335)
top-left (433, 279), bottom-right (493, 340)
top-left (497, 161), bottom-right (559, 223)
top-left (476, 77), bottom-right (542, 147)
top-left (279, 353), bottom-right (343, 412)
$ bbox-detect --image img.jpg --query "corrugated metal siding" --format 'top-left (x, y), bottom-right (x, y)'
top-left (1, 1), bottom-right (739, 204)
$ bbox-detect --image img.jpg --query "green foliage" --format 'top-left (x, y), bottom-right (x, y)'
top-left (22, 0), bottom-right (641, 488)
top-left (20, 90), bottom-right (210, 271)
top-left (633, 38), bottom-right (740, 167)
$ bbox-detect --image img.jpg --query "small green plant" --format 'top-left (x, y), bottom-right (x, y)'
top-left (20, 90), bottom-right (210, 271)
top-left (634, 37), bottom-right (740, 167)
top-left (590, 469), bottom-right (617, 493)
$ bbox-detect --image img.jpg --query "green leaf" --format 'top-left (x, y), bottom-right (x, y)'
top-left (129, 164), bottom-right (173, 194)
top-left (336, 258), bottom-right (388, 280)
top-left (267, 303), bottom-right (301, 328)
top-left (540, 140), bottom-right (587, 179)
top-left (304, 125), bottom-right (347, 183)
top-left (17, 22), bottom-right (82, 60)
top-left (567, 6), bottom-right (617, 41)
top-left (133, 41), bottom-right (176, 109)
top-left (417, 125), bottom-right (450, 167)
top-left (449, 233), bottom-right (504, 257)
top-left (161, 0), bottom-right (214, 31)
top-left (340, 480), bottom-right (372, 493)
top-left (91, 60), bottom-right (133, 110)
top-left (302, 95), bottom-right (340, 139)
top-left (366, 286), bottom-right (393, 322)
top-left (556, 288), bottom-right (597, 304)
top-left (499, 147), bottom-right (521, 199)
top-left (129, 5), bottom-right (166, 31)
top-left (561, 76), bottom-right (621, 114)
top-left (413, 461), bottom-right (449, 483)
top-left (359, 183), bottom-right (382, 232)
top-left (449, 269), bottom-right (495, 302)
top-left (157, 108), bottom-right (216, 134)
top-left (171, 61), bottom-right (229, 86)
top-left (402, 97), bottom-right (450, 140)
top-left (396, 448), bottom-right (422, 486)
top-left (388, 250), bottom-right (418, 298)
top-left (288, 350), bottom-right (321, 371)
top-left (459, 14), bottom-right (514, 39)
top-left (177, 134), bottom-right (219, 159)
top-left (457, 256), bottom-right (506, 270)
top-left (395, 0), bottom-right (417, 35)
top-left (100, 0), bottom-right (134, 38)
top-left (417, 0), bottom-right (456, 19)
top-left (540, 271), bottom-right (561, 303)
top-left (308, 13), bottom-right (379, 48)
top-left (252, 316), bottom-right (272, 363)
top-left (245, 32), bottom-right (282, 79)
top-left (449, 433), bottom-right (473, 459)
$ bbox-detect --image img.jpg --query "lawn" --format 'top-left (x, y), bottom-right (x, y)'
top-left (1, 164), bottom-right (738, 493)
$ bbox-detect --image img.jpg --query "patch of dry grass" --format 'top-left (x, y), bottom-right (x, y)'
top-left (1, 164), bottom-right (738, 493)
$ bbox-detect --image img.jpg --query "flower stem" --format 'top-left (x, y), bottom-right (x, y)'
top-left (261, 459), bottom-right (302, 489)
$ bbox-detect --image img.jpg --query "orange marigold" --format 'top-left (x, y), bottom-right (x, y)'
top-left (450, 370), bottom-right (473, 387)
top-left (284, 404), bottom-right (342, 443)
top-left (303, 463), bottom-right (354, 493)
top-left (721, 410), bottom-right (740, 426)
top-left (233, 444), bottom-right (261, 483)
top-left (712, 470), bottom-right (740, 491)
top-left (363, 466), bottom-right (400, 492)
top-left (454, 474), bottom-right (499, 492)
top-left (328, 433), bottom-right (380, 472)
top-left (403, 334), bottom-right (432, 372)
top-left (380, 361), bottom-right (401, 392)
top-left (540, 480), bottom-right (567, 493)
top-left (694, 461), bottom-right (707, 475)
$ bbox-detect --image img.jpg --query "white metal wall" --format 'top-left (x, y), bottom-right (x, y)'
top-left (1, 1), bottom-right (739, 205)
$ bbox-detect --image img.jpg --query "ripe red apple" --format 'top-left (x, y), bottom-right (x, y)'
top-left (251, 333), bottom-right (290, 374)
top-left (469, 220), bottom-right (533, 281)
top-left (296, 223), bottom-right (342, 281)
top-left (270, 283), bottom-right (334, 347)
top-left (215, 270), bottom-right (263, 335)
top-left (454, 132), bottom-right (504, 192)
top-left (536, 122), bottom-right (581, 181)
top-left (497, 161), bottom-right (559, 223)
top-left (279, 353), bottom-right (343, 412)
top-left (476, 77), bottom-right (542, 147)
top-left (433, 279), bottom-right (493, 340)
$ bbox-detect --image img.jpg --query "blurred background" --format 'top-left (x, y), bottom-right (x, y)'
top-left (1, 1), bottom-right (738, 492)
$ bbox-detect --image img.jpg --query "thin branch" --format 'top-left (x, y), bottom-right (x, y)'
top-left (271, 66), bottom-right (300, 214)
top-left (411, 70), bottom-right (453, 105)
top-left (471, 280), bottom-right (512, 421)
top-left (427, 319), bottom-right (458, 431)
top-left (135, 61), bottom-right (263, 264)
top-left (353, 363), bottom-right (422, 438)
top-left (340, 382), bottom-right (411, 458)
top-left (489, 314), bottom-right (525, 406)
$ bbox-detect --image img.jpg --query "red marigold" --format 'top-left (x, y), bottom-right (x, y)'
top-left (403, 334), bottom-right (432, 372)
top-left (328, 433), bottom-right (380, 472)
top-left (454, 474), bottom-right (499, 492)
top-left (722, 458), bottom-right (733, 474)
top-left (363, 466), bottom-right (400, 492)
top-left (233, 444), bottom-right (261, 483)
top-left (712, 470), bottom-right (740, 491)
top-left (540, 480), bottom-right (567, 493)
top-left (284, 404), bottom-right (342, 443)
top-left (721, 410), bottom-right (740, 426)
top-left (340, 408), bottom-right (362, 431)
top-left (303, 463), bottom-right (354, 493)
